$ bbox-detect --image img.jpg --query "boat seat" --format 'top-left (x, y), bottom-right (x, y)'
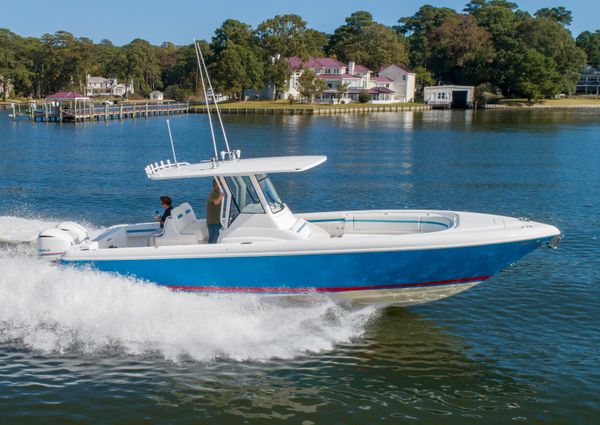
top-left (155, 202), bottom-right (208, 246)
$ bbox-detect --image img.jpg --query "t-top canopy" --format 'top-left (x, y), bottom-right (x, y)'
top-left (145, 155), bottom-right (327, 180)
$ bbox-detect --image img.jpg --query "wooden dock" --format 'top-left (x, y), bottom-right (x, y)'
top-left (11, 101), bottom-right (190, 123)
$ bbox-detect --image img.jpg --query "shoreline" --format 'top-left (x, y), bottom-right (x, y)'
top-left (3, 100), bottom-right (600, 114)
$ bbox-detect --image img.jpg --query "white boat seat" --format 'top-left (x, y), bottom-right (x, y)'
top-left (155, 202), bottom-right (208, 245)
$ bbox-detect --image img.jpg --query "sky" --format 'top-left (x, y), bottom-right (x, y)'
top-left (1, 0), bottom-right (597, 45)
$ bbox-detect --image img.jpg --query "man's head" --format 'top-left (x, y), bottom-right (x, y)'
top-left (160, 196), bottom-right (172, 207)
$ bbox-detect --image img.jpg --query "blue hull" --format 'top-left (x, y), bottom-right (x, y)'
top-left (64, 238), bottom-right (550, 293)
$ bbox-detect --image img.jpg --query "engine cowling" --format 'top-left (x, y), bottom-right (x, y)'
top-left (56, 221), bottom-right (88, 244)
top-left (37, 228), bottom-right (75, 260)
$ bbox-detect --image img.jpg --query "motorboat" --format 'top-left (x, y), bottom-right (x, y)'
top-left (35, 42), bottom-right (561, 306)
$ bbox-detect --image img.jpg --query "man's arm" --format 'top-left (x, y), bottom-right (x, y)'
top-left (212, 191), bottom-right (224, 205)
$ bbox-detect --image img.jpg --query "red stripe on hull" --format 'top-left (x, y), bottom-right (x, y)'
top-left (166, 276), bottom-right (491, 294)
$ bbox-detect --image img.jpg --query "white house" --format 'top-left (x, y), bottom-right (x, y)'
top-left (281, 57), bottom-right (416, 104)
top-left (0, 75), bottom-right (14, 99)
top-left (379, 64), bottom-right (416, 103)
top-left (423, 85), bottom-right (475, 109)
top-left (149, 90), bottom-right (164, 101)
top-left (576, 66), bottom-right (600, 95)
top-left (85, 75), bottom-right (134, 97)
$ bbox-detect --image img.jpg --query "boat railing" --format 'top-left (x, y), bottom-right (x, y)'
top-left (145, 160), bottom-right (191, 177)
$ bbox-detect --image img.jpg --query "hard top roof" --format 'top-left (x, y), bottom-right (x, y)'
top-left (146, 155), bottom-right (327, 180)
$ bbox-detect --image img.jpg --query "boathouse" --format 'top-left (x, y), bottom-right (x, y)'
top-left (423, 85), bottom-right (475, 109)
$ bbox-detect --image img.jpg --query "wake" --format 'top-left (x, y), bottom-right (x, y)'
top-left (0, 215), bottom-right (378, 362)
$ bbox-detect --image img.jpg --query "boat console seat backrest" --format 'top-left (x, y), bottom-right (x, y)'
top-left (171, 202), bottom-right (199, 234)
top-left (155, 203), bottom-right (208, 246)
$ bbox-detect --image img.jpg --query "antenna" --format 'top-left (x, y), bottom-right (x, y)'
top-left (166, 119), bottom-right (178, 166)
top-left (194, 38), bottom-right (220, 163)
top-left (195, 41), bottom-right (231, 153)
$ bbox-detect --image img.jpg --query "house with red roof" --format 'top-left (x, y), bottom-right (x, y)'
top-left (281, 57), bottom-right (415, 104)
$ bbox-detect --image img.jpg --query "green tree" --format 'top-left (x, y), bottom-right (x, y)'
top-left (256, 14), bottom-right (326, 58)
top-left (576, 31), bottom-right (600, 66)
top-left (212, 43), bottom-right (264, 99)
top-left (428, 14), bottom-right (495, 84)
top-left (162, 43), bottom-right (204, 94)
top-left (329, 11), bottom-right (408, 71)
top-left (265, 57), bottom-right (291, 100)
top-left (413, 66), bottom-right (435, 94)
top-left (121, 38), bottom-right (162, 95)
top-left (0, 29), bottom-right (33, 99)
top-left (396, 5), bottom-right (456, 69)
top-left (336, 82), bottom-right (349, 102)
top-left (462, 1), bottom-right (525, 93)
top-left (507, 48), bottom-right (561, 100)
top-left (211, 19), bottom-right (257, 56)
top-left (75, 37), bottom-right (100, 91)
top-left (358, 89), bottom-right (370, 103)
top-left (518, 17), bottom-right (586, 95)
top-left (209, 20), bottom-right (264, 100)
top-left (297, 68), bottom-right (325, 103)
top-left (534, 7), bottom-right (572, 26)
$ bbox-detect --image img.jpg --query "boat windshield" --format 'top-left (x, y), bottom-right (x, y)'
top-left (256, 174), bottom-right (285, 214)
top-left (224, 175), bottom-right (265, 224)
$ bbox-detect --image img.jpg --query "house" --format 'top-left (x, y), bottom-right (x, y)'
top-left (379, 64), bottom-right (416, 103)
top-left (0, 75), bottom-right (14, 99)
top-left (576, 66), bottom-right (600, 95)
top-left (423, 85), bottom-right (475, 109)
top-left (149, 90), bottom-right (164, 101)
top-left (85, 75), bottom-right (134, 97)
top-left (280, 57), bottom-right (416, 104)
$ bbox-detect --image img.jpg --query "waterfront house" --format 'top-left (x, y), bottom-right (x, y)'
top-left (280, 57), bottom-right (416, 104)
top-left (378, 64), bottom-right (416, 103)
top-left (85, 75), bottom-right (134, 97)
top-left (576, 66), bottom-right (600, 95)
top-left (149, 90), bottom-right (164, 101)
top-left (0, 75), bottom-right (14, 99)
top-left (423, 85), bottom-right (475, 109)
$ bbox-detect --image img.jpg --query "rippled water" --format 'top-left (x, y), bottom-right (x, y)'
top-left (1, 110), bottom-right (599, 423)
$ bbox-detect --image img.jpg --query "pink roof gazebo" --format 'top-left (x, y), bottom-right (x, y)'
top-left (46, 91), bottom-right (89, 100)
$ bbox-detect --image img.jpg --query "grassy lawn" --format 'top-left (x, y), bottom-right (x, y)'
top-left (537, 98), bottom-right (600, 106)
top-left (191, 100), bottom-right (426, 110)
top-left (500, 97), bottom-right (600, 107)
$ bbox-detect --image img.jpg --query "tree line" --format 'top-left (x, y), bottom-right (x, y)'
top-left (1, 0), bottom-right (599, 102)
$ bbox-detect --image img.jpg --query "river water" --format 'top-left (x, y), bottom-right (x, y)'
top-left (0, 109), bottom-right (599, 423)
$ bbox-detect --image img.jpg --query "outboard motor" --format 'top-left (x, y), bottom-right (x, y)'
top-left (56, 221), bottom-right (88, 244)
top-left (37, 222), bottom-right (88, 261)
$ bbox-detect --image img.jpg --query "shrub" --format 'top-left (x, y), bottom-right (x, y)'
top-left (358, 90), bottom-right (370, 103)
top-left (475, 83), bottom-right (501, 105)
top-left (164, 85), bottom-right (192, 101)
